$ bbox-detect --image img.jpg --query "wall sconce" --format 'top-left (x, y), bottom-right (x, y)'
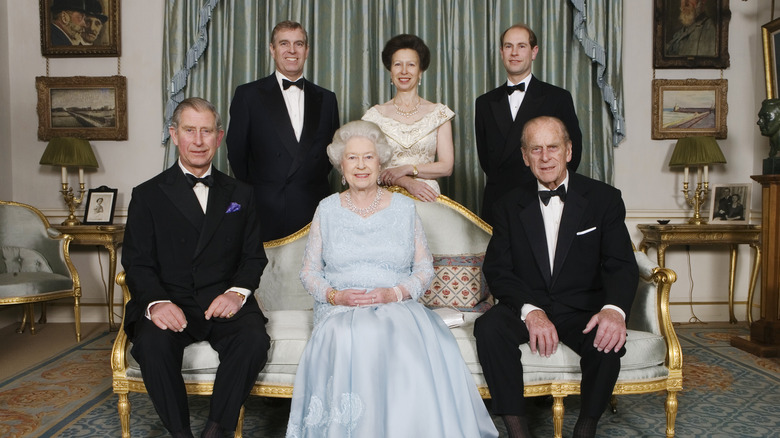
top-left (39, 137), bottom-right (99, 226)
top-left (668, 136), bottom-right (727, 225)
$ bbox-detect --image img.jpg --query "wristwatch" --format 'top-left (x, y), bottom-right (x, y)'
top-left (412, 165), bottom-right (419, 177)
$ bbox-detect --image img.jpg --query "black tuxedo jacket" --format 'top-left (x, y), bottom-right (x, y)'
top-left (122, 165), bottom-right (268, 339)
top-left (226, 74), bottom-right (340, 241)
top-left (483, 172), bottom-right (637, 319)
top-left (475, 75), bottom-right (582, 225)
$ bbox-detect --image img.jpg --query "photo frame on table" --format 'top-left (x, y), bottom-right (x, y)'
top-left (762, 17), bottom-right (780, 98)
top-left (708, 183), bottom-right (750, 224)
top-left (36, 75), bottom-right (128, 141)
top-left (653, 0), bottom-right (730, 68)
top-left (651, 79), bottom-right (728, 139)
top-left (83, 186), bottom-right (118, 225)
top-left (40, 0), bottom-right (121, 57)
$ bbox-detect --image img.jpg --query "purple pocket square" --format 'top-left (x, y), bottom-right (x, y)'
top-left (226, 202), bottom-right (241, 214)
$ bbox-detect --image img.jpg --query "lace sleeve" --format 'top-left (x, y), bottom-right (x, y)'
top-left (299, 207), bottom-right (331, 303)
top-left (398, 212), bottom-right (434, 300)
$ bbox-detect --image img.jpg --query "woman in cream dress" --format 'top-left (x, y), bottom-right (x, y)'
top-left (362, 34), bottom-right (454, 202)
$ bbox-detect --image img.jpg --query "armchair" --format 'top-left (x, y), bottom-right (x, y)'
top-left (0, 200), bottom-right (81, 340)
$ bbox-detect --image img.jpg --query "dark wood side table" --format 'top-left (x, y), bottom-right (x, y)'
top-left (637, 223), bottom-right (761, 324)
top-left (54, 224), bottom-right (124, 331)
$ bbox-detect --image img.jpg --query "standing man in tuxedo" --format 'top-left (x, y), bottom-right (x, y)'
top-left (475, 24), bottom-right (582, 226)
top-left (474, 116), bottom-right (637, 438)
top-left (227, 20), bottom-right (340, 242)
top-left (123, 98), bottom-right (270, 438)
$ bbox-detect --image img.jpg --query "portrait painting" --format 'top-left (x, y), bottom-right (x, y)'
top-left (40, 0), bottom-right (121, 57)
top-left (762, 18), bottom-right (780, 99)
top-left (708, 183), bottom-right (750, 224)
top-left (652, 79), bottom-right (728, 139)
top-left (83, 185), bottom-right (118, 225)
top-left (653, 0), bottom-right (730, 68)
top-left (36, 75), bottom-right (128, 141)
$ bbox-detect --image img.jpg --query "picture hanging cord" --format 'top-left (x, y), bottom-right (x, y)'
top-left (46, 57), bottom-right (49, 77)
top-left (117, 57), bottom-right (121, 76)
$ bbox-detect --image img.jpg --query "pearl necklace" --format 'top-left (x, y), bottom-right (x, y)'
top-left (393, 97), bottom-right (421, 117)
top-left (345, 188), bottom-right (383, 217)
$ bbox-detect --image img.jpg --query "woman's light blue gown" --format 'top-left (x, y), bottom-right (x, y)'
top-left (286, 193), bottom-right (498, 438)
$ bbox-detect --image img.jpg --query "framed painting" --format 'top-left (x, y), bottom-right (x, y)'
top-left (708, 183), bottom-right (750, 224)
top-left (83, 185), bottom-right (118, 225)
top-left (651, 79), bottom-right (728, 139)
top-left (762, 18), bottom-right (780, 99)
top-left (653, 0), bottom-right (730, 68)
top-left (40, 0), bottom-right (121, 57)
top-left (36, 75), bottom-right (128, 141)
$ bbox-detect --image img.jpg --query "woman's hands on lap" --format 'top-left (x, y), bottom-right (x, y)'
top-left (335, 289), bottom-right (373, 306)
top-left (397, 176), bottom-right (438, 202)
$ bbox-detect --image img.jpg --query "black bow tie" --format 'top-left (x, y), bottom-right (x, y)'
top-left (283, 78), bottom-right (304, 90)
top-left (538, 184), bottom-right (566, 205)
top-left (506, 82), bottom-right (526, 95)
top-left (186, 173), bottom-right (214, 187)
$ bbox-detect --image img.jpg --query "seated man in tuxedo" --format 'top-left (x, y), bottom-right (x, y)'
top-left (122, 97), bottom-right (270, 438)
top-left (474, 116), bottom-right (638, 438)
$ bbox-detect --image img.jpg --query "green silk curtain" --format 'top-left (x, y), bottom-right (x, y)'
top-left (162, 0), bottom-right (623, 214)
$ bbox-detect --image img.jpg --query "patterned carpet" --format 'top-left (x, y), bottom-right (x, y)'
top-left (1, 323), bottom-right (778, 437)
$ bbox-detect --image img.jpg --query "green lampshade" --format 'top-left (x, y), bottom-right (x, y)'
top-left (39, 137), bottom-right (99, 168)
top-left (668, 136), bottom-right (726, 167)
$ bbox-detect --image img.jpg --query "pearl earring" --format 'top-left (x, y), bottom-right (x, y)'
top-left (378, 177), bottom-right (382, 185)
top-left (342, 176), bottom-right (346, 186)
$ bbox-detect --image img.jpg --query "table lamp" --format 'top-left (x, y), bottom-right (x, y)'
top-left (668, 136), bottom-right (726, 225)
top-left (39, 137), bottom-right (99, 226)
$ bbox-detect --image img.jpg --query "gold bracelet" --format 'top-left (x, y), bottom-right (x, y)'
top-left (327, 289), bottom-right (338, 306)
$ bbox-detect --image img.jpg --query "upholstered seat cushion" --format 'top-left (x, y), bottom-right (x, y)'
top-left (0, 272), bottom-right (73, 298)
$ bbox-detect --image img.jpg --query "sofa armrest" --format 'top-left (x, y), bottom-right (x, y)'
top-left (111, 272), bottom-right (130, 376)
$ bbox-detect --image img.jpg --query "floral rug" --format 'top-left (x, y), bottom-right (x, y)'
top-left (1, 323), bottom-right (778, 437)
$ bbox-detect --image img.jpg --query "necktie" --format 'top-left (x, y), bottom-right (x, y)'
top-left (538, 184), bottom-right (566, 206)
top-left (283, 78), bottom-right (304, 90)
top-left (186, 174), bottom-right (214, 187)
top-left (506, 82), bottom-right (526, 95)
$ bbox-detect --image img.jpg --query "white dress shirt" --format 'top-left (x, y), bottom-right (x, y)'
top-left (275, 70), bottom-right (305, 141)
top-left (508, 73), bottom-right (532, 120)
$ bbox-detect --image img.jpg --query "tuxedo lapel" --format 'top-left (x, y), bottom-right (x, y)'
top-left (159, 167), bottom-right (204, 232)
top-left (260, 75), bottom-right (300, 160)
top-left (499, 77), bottom-right (543, 164)
top-left (517, 188), bottom-right (553, 284)
top-left (195, 171), bottom-right (234, 258)
top-left (489, 87), bottom-right (514, 141)
top-left (551, 177), bottom-right (587, 288)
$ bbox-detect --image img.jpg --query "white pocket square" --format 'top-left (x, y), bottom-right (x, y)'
top-left (576, 227), bottom-right (597, 236)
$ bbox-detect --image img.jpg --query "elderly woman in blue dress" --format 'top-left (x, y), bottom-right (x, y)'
top-left (286, 120), bottom-right (497, 438)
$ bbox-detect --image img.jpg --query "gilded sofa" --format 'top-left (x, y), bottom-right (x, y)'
top-left (112, 192), bottom-right (682, 438)
top-left (0, 200), bottom-right (82, 341)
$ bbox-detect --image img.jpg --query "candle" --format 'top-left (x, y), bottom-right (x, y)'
top-left (79, 167), bottom-right (84, 185)
top-left (684, 166), bottom-right (689, 184)
top-left (61, 166), bottom-right (67, 185)
top-left (697, 167), bottom-right (702, 184)
top-left (703, 165), bottom-right (708, 183)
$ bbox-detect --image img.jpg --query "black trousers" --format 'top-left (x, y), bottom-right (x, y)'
top-left (474, 303), bottom-right (625, 419)
top-left (131, 312), bottom-right (270, 434)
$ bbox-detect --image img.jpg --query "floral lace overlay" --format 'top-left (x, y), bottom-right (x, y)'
top-left (286, 377), bottom-right (364, 438)
top-left (362, 104), bottom-right (455, 194)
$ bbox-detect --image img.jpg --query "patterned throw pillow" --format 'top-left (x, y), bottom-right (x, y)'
top-left (420, 254), bottom-right (492, 312)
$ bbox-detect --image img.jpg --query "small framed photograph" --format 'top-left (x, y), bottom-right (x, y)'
top-left (40, 0), bottom-right (121, 57)
top-left (708, 184), bottom-right (750, 224)
top-left (36, 75), bottom-right (128, 141)
top-left (651, 78), bottom-right (728, 139)
top-left (653, 0), bottom-right (731, 69)
top-left (83, 186), bottom-right (117, 225)
top-left (762, 17), bottom-right (780, 98)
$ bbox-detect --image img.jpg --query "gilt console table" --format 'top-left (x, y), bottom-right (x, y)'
top-left (637, 223), bottom-right (761, 324)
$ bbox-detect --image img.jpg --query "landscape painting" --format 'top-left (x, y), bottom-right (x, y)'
top-left (652, 78), bottom-right (728, 139)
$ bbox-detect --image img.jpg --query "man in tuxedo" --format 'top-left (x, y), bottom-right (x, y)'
top-left (227, 20), bottom-right (340, 242)
top-left (123, 98), bottom-right (270, 438)
top-left (475, 24), bottom-right (582, 226)
top-left (474, 116), bottom-right (637, 438)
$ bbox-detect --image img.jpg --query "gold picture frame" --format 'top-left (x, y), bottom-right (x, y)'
top-left (40, 0), bottom-right (121, 57)
top-left (36, 75), bottom-right (128, 141)
top-left (708, 183), bottom-right (750, 224)
top-left (762, 18), bottom-right (780, 98)
top-left (653, 0), bottom-right (730, 69)
top-left (651, 79), bottom-right (728, 139)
